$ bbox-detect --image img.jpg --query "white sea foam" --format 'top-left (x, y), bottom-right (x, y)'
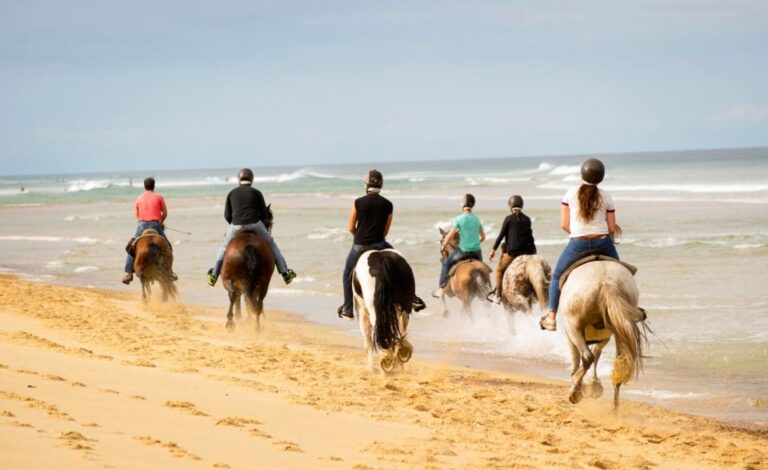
top-left (548, 165), bottom-right (581, 176)
top-left (67, 180), bottom-right (115, 192)
top-left (44, 260), bottom-right (63, 270)
top-left (734, 243), bottom-right (765, 250)
top-left (0, 235), bottom-right (104, 244)
top-left (73, 265), bottom-right (99, 273)
top-left (307, 227), bottom-right (348, 241)
top-left (625, 389), bottom-right (711, 400)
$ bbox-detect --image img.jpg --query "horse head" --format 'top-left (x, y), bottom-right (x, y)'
top-left (264, 204), bottom-right (274, 233)
top-left (438, 227), bottom-right (458, 262)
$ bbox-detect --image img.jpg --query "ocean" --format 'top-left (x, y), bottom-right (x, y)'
top-left (1, 147), bottom-right (767, 427)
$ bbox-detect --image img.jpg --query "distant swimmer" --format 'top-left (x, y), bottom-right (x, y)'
top-left (207, 168), bottom-right (296, 287)
top-left (128, 177), bottom-right (133, 188)
top-left (540, 158), bottom-right (619, 331)
top-left (487, 195), bottom-right (537, 303)
top-left (337, 169), bottom-right (425, 319)
top-left (19, 185), bottom-right (25, 193)
top-left (122, 177), bottom-right (174, 285)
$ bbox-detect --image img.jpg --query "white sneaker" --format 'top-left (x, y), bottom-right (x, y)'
top-left (431, 288), bottom-right (444, 299)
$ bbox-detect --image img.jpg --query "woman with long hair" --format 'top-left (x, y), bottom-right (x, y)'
top-left (540, 158), bottom-right (619, 331)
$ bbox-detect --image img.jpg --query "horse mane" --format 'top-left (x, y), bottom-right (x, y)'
top-left (367, 251), bottom-right (415, 350)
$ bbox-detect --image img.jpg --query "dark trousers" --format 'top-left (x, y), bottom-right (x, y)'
top-left (341, 241), bottom-right (393, 311)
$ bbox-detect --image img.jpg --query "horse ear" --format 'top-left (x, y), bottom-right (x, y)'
top-left (267, 203), bottom-right (271, 209)
top-left (439, 227), bottom-right (445, 236)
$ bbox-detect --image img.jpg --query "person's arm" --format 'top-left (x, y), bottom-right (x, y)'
top-left (560, 204), bottom-right (570, 234)
top-left (442, 227), bottom-right (458, 250)
top-left (479, 226), bottom-right (486, 243)
top-left (135, 202), bottom-right (140, 221)
top-left (159, 197), bottom-right (167, 223)
top-left (607, 211), bottom-right (617, 235)
top-left (255, 190), bottom-right (268, 222)
top-left (383, 213), bottom-right (393, 237)
top-left (347, 206), bottom-right (358, 235)
top-left (224, 193), bottom-right (233, 224)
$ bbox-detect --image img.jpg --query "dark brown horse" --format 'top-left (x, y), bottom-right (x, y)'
top-left (437, 228), bottom-right (492, 316)
top-left (220, 207), bottom-right (275, 331)
top-left (133, 229), bottom-right (177, 302)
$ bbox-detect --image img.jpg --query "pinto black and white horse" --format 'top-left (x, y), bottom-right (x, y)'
top-left (352, 249), bottom-right (416, 373)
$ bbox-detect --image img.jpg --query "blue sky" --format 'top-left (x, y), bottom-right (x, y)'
top-left (1, 1), bottom-right (766, 175)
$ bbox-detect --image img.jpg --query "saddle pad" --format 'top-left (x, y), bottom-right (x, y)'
top-left (127, 230), bottom-right (173, 255)
top-left (448, 259), bottom-right (476, 277)
top-left (559, 254), bottom-right (637, 290)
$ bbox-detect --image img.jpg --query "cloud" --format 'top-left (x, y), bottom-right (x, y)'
top-left (708, 104), bottom-right (768, 124)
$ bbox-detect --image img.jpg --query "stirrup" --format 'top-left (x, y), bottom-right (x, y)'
top-left (207, 268), bottom-right (217, 287)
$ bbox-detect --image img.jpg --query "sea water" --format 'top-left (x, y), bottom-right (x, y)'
top-left (1, 147), bottom-right (766, 427)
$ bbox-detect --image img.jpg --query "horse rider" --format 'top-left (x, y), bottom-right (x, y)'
top-left (540, 158), bottom-right (619, 331)
top-left (487, 195), bottom-right (537, 303)
top-left (207, 168), bottom-right (297, 287)
top-left (337, 169), bottom-right (426, 319)
top-left (122, 177), bottom-right (173, 284)
top-left (432, 193), bottom-right (486, 298)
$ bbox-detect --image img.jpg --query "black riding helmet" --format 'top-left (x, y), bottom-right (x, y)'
top-left (581, 158), bottom-right (605, 185)
top-left (508, 195), bottom-right (523, 209)
top-left (462, 193), bottom-right (476, 209)
top-left (364, 169), bottom-right (383, 188)
top-left (238, 168), bottom-right (254, 183)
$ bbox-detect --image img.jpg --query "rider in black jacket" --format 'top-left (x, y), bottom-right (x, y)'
top-left (487, 195), bottom-right (537, 303)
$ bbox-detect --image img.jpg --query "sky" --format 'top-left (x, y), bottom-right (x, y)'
top-left (1, 0), bottom-right (767, 175)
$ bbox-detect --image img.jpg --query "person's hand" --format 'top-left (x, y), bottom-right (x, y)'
top-left (488, 249), bottom-right (495, 261)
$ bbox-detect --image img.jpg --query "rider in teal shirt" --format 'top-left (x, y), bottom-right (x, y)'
top-left (433, 194), bottom-right (485, 297)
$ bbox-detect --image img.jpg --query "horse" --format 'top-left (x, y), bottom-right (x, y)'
top-left (352, 249), bottom-right (416, 373)
top-left (220, 206), bottom-right (275, 332)
top-left (499, 254), bottom-right (552, 313)
top-left (437, 227), bottom-right (492, 316)
top-left (558, 260), bottom-right (648, 409)
top-left (132, 229), bottom-right (177, 303)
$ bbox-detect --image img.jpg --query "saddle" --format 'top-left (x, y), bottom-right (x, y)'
top-left (447, 256), bottom-right (481, 277)
top-left (558, 251), bottom-right (637, 290)
top-left (125, 229), bottom-right (173, 257)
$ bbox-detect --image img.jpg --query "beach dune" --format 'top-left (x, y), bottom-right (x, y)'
top-left (0, 275), bottom-right (765, 469)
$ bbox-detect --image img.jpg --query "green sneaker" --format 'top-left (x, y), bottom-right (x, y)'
top-left (282, 269), bottom-right (296, 285)
top-left (207, 268), bottom-right (217, 287)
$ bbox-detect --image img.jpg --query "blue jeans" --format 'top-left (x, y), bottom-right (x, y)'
top-left (341, 241), bottom-right (393, 311)
top-left (439, 249), bottom-right (482, 288)
top-left (548, 237), bottom-right (619, 313)
top-left (124, 221), bottom-right (167, 273)
top-left (212, 221), bottom-right (288, 277)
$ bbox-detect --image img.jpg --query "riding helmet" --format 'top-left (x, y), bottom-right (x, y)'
top-left (364, 169), bottom-right (383, 188)
top-left (508, 195), bottom-right (524, 209)
top-left (238, 168), bottom-right (254, 183)
top-left (462, 193), bottom-right (476, 208)
top-left (580, 158), bottom-right (605, 185)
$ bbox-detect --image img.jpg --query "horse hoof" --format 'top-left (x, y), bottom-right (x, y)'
top-left (568, 388), bottom-right (583, 404)
top-left (380, 355), bottom-right (396, 373)
top-left (585, 381), bottom-right (604, 399)
top-left (397, 342), bottom-right (413, 363)
top-left (226, 320), bottom-right (235, 332)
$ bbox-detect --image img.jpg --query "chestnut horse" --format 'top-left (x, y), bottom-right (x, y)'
top-left (133, 229), bottom-right (177, 302)
top-left (437, 228), bottom-right (492, 316)
top-left (220, 207), bottom-right (275, 331)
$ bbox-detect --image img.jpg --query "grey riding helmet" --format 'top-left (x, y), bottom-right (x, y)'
top-left (508, 195), bottom-right (523, 209)
top-left (238, 168), bottom-right (254, 183)
top-left (581, 158), bottom-right (605, 185)
top-left (462, 193), bottom-right (476, 208)
top-left (364, 169), bottom-right (383, 188)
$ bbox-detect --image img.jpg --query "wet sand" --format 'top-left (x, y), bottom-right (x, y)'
top-left (0, 275), bottom-right (765, 469)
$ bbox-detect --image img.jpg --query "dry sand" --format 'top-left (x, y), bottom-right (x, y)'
top-left (0, 275), bottom-right (765, 469)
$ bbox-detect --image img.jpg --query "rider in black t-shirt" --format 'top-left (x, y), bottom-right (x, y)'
top-left (487, 195), bottom-right (537, 303)
top-left (337, 170), bottom-right (425, 319)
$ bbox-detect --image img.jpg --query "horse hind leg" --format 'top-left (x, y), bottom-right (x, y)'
top-left (565, 321), bottom-right (594, 404)
top-left (357, 304), bottom-right (375, 371)
top-left (226, 290), bottom-right (240, 331)
top-left (584, 340), bottom-right (608, 399)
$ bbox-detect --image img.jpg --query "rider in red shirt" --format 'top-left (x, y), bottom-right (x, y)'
top-left (122, 177), bottom-right (172, 284)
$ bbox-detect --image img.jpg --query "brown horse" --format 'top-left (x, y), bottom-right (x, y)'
top-left (437, 228), bottom-right (492, 316)
top-left (132, 229), bottom-right (177, 303)
top-left (220, 207), bottom-right (275, 332)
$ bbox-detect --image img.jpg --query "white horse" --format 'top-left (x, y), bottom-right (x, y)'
top-left (559, 261), bottom-right (647, 408)
top-left (499, 254), bottom-right (551, 313)
top-left (352, 249), bottom-right (416, 373)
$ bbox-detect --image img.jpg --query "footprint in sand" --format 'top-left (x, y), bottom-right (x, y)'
top-left (133, 436), bottom-right (202, 460)
top-left (162, 401), bottom-right (208, 416)
top-left (60, 430), bottom-right (95, 451)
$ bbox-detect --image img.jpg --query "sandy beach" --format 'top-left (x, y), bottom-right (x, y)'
top-left (0, 274), bottom-right (765, 469)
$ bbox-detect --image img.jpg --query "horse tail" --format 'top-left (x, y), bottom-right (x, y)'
top-left (602, 281), bottom-right (644, 385)
top-left (469, 267), bottom-right (490, 300)
top-left (135, 242), bottom-right (161, 278)
top-left (243, 244), bottom-right (261, 297)
top-left (527, 257), bottom-right (550, 311)
top-left (369, 252), bottom-right (414, 350)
